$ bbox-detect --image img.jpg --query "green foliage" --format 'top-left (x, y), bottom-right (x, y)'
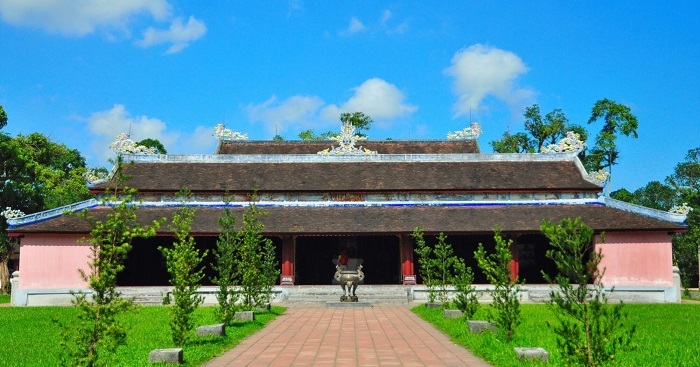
top-left (586, 98), bottom-right (639, 174)
top-left (412, 227), bottom-right (438, 303)
top-left (474, 228), bottom-right (522, 341)
top-left (339, 111), bottom-right (373, 136)
top-left (213, 200), bottom-right (279, 315)
top-left (540, 217), bottom-right (635, 367)
top-left (58, 166), bottom-right (163, 367)
top-left (414, 303), bottom-right (700, 367)
top-left (212, 206), bottom-right (241, 325)
top-left (413, 228), bottom-right (478, 312)
top-left (236, 203), bottom-right (279, 310)
top-left (610, 181), bottom-right (680, 211)
top-left (0, 129), bottom-right (92, 294)
top-left (489, 131), bottom-right (533, 153)
top-left (673, 207), bottom-right (699, 289)
top-left (490, 104), bottom-right (585, 154)
top-left (272, 134), bottom-right (284, 141)
top-left (298, 129), bottom-right (337, 140)
top-left (1, 305), bottom-right (284, 367)
top-left (667, 147), bottom-right (700, 194)
top-left (452, 259), bottom-right (479, 319)
top-left (159, 189), bottom-right (208, 346)
top-left (0, 105), bottom-right (7, 129)
top-left (136, 138), bottom-right (167, 154)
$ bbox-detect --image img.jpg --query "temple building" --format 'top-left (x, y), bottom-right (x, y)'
top-left (7, 123), bottom-right (687, 305)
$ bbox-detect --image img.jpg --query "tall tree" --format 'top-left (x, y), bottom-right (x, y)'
top-left (0, 127), bottom-right (92, 293)
top-left (586, 99), bottom-right (639, 176)
top-left (667, 147), bottom-right (700, 288)
top-left (489, 131), bottom-right (534, 153)
top-left (0, 105), bottom-right (7, 130)
top-left (339, 112), bottom-right (373, 137)
top-left (137, 138), bottom-right (167, 154)
top-left (490, 104), bottom-right (586, 154)
top-left (298, 130), bottom-right (336, 141)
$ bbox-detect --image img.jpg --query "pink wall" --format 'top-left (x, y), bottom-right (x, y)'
top-left (19, 234), bottom-right (90, 289)
top-left (596, 232), bottom-right (673, 287)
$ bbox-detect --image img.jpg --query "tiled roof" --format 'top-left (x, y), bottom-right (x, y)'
top-left (90, 160), bottom-right (601, 193)
top-left (10, 203), bottom-right (684, 235)
top-left (216, 140), bottom-right (480, 154)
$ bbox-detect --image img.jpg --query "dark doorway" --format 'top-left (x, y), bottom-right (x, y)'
top-left (118, 235), bottom-right (282, 286)
top-left (295, 235), bottom-right (401, 285)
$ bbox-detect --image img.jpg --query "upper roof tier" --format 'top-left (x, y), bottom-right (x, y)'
top-left (215, 139), bottom-right (481, 155)
top-left (89, 152), bottom-right (601, 193)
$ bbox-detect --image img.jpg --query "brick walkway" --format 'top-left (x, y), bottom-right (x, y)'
top-left (203, 303), bottom-right (491, 367)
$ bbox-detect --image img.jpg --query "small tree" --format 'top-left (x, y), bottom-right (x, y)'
top-left (212, 206), bottom-right (241, 325)
top-left (236, 202), bottom-right (279, 310)
top-left (540, 217), bottom-right (635, 367)
top-left (339, 112), bottom-right (373, 137)
top-left (58, 161), bottom-right (163, 366)
top-left (452, 259), bottom-right (479, 319)
top-left (412, 227), bottom-right (438, 304)
top-left (474, 228), bottom-right (522, 341)
top-left (412, 228), bottom-right (465, 307)
top-left (159, 189), bottom-right (207, 346)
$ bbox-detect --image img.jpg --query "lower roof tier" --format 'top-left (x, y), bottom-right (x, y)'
top-left (9, 202), bottom-right (684, 235)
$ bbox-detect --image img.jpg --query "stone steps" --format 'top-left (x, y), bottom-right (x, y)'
top-left (282, 285), bottom-right (411, 304)
top-left (117, 285), bottom-right (413, 305)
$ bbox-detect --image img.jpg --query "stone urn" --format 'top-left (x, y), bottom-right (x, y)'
top-left (334, 264), bottom-right (365, 302)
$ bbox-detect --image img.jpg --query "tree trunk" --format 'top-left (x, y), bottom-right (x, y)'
top-left (0, 254), bottom-right (10, 294)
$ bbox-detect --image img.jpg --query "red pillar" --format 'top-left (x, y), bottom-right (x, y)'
top-left (400, 235), bottom-right (416, 285)
top-left (280, 236), bottom-right (295, 285)
top-left (509, 242), bottom-right (519, 282)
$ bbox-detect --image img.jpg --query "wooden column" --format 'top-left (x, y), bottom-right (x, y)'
top-left (400, 235), bottom-right (416, 285)
top-left (509, 241), bottom-right (519, 282)
top-left (280, 236), bottom-right (295, 285)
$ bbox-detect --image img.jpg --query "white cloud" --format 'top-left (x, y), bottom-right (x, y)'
top-left (246, 95), bottom-right (325, 136)
top-left (188, 125), bottom-right (218, 154)
top-left (136, 16), bottom-right (206, 54)
top-left (86, 104), bottom-right (179, 162)
top-left (246, 78), bottom-right (418, 136)
top-left (0, 0), bottom-right (170, 36)
top-left (340, 16), bottom-right (365, 36)
top-left (380, 10), bottom-right (392, 25)
top-left (444, 44), bottom-right (534, 117)
top-left (321, 78), bottom-right (418, 126)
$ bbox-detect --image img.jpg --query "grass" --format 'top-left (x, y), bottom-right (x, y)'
top-left (0, 294), bottom-right (9, 303)
top-left (0, 305), bottom-right (284, 367)
top-left (413, 303), bottom-right (700, 367)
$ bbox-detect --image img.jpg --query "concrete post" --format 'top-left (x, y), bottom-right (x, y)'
top-left (10, 271), bottom-right (19, 306)
top-left (672, 266), bottom-right (681, 302)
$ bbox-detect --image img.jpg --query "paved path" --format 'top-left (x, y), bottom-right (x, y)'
top-left (203, 303), bottom-right (491, 367)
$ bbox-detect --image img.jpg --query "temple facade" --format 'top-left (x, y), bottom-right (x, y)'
top-left (7, 126), bottom-right (687, 305)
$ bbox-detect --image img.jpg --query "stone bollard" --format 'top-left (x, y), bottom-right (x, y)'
top-left (196, 324), bottom-right (226, 337)
top-left (443, 309), bottom-right (463, 319)
top-left (514, 347), bottom-right (549, 362)
top-left (148, 348), bottom-right (183, 364)
top-left (468, 320), bottom-right (497, 334)
top-left (234, 311), bottom-right (255, 322)
top-left (672, 266), bottom-right (681, 302)
top-left (10, 271), bottom-right (19, 306)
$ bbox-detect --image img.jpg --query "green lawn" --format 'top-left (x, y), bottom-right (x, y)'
top-left (0, 305), bottom-right (284, 367)
top-left (0, 294), bottom-right (9, 304)
top-left (414, 303), bottom-right (700, 367)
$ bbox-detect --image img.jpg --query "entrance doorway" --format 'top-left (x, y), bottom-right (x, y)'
top-left (295, 235), bottom-right (401, 285)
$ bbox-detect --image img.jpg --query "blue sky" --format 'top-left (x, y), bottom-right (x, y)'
top-left (1, 1), bottom-right (698, 191)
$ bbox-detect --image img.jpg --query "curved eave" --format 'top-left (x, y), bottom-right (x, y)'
top-left (8, 201), bottom-right (685, 236)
